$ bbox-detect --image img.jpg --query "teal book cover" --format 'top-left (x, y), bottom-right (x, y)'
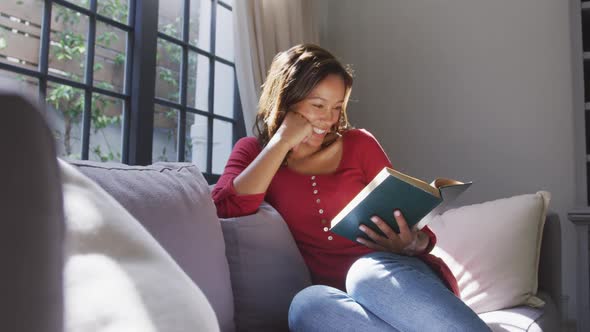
top-left (330, 167), bottom-right (472, 242)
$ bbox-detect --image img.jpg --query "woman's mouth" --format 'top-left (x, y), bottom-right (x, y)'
top-left (313, 127), bottom-right (327, 135)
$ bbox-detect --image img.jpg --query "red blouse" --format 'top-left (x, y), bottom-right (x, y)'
top-left (212, 129), bottom-right (460, 296)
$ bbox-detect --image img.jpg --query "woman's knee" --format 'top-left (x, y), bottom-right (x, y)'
top-left (346, 252), bottom-right (429, 298)
top-left (288, 285), bottom-right (339, 331)
top-left (346, 252), bottom-right (400, 292)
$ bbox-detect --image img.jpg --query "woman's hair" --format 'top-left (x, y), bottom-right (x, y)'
top-left (254, 44), bottom-right (354, 147)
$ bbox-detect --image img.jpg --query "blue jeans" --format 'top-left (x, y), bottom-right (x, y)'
top-left (288, 252), bottom-right (490, 332)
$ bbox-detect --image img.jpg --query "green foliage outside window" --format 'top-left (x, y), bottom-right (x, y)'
top-left (46, 0), bottom-right (128, 161)
top-left (4, 0), bottom-right (199, 162)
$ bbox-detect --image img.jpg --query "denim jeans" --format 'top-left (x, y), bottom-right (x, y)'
top-left (288, 252), bottom-right (491, 332)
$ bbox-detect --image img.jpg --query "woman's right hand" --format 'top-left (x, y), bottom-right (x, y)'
top-left (271, 111), bottom-right (313, 152)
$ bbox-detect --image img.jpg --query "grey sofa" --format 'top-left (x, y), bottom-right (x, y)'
top-left (1, 88), bottom-right (563, 331)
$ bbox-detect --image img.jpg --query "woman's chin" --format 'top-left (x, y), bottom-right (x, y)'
top-left (308, 134), bottom-right (326, 146)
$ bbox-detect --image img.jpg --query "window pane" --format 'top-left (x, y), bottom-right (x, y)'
top-left (189, 0), bottom-right (210, 51)
top-left (215, 4), bottom-right (233, 61)
top-left (185, 112), bottom-right (208, 171)
top-left (97, 0), bottom-right (129, 25)
top-left (155, 38), bottom-right (181, 103)
top-left (89, 93), bottom-right (123, 162)
top-left (63, 0), bottom-right (89, 9)
top-left (0, 0), bottom-right (42, 72)
top-left (212, 119), bottom-right (232, 174)
top-left (46, 82), bottom-right (84, 159)
top-left (94, 21), bottom-right (127, 93)
top-left (158, 0), bottom-right (182, 39)
top-left (188, 52), bottom-right (209, 110)
top-left (50, 4), bottom-right (88, 83)
top-left (152, 104), bottom-right (178, 162)
top-left (0, 70), bottom-right (38, 100)
top-left (213, 61), bottom-right (234, 118)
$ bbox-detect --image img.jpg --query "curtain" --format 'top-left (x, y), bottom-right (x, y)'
top-left (233, 0), bottom-right (319, 135)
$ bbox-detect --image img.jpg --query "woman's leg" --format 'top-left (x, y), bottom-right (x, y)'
top-left (288, 285), bottom-right (399, 332)
top-left (346, 251), bottom-right (491, 332)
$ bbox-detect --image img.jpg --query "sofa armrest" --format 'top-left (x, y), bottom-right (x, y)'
top-left (538, 210), bottom-right (562, 319)
top-left (0, 87), bottom-right (64, 332)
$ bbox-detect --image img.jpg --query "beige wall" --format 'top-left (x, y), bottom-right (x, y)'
top-left (316, 0), bottom-right (579, 323)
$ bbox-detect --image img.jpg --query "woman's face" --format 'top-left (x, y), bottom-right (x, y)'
top-left (290, 74), bottom-right (346, 148)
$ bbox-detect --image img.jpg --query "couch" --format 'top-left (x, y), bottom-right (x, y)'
top-left (1, 88), bottom-right (563, 331)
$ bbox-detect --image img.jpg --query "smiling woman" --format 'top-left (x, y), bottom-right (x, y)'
top-left (288, 75), bottom-right (344, 151)
top-left (212, 43), bottom-right (491, 332)
top-left (254, 44), bottom-right (352, 150)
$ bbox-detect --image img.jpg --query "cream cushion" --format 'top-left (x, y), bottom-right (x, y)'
top-left (59, 159), bottom-right (219, 332)
top-left (430, 191), bottom-right (550, 314)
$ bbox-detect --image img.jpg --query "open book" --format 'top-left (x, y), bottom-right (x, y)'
top-left (329, 167), bottom-right (472, 242)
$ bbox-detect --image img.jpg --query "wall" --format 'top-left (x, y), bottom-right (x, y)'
top-left (316, 0), bottom-right (579, 323)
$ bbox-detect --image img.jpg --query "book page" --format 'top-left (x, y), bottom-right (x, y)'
top-left (415, 181), bottom-right (472, 229)
top-left (385, 168), bottom-right (440, 197)
top-left (432, 178), bottom-right (464, 188)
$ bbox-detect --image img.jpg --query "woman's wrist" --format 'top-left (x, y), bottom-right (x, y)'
top-left (267, 135), bottom-right (293, 155)
top-left (401, 231), bottom-right (429, 256)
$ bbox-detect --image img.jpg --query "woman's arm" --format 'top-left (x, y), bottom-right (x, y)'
top-left (232, 137), bottom-right (291, 195)
top-left (233, 112), bottom-right (312, 195)
top-left (211, 138), bottom-right (267, 218)
top-left (352, 129), bottom-right (434, 255)
top-left (212, 112), bottom-right (312, 217)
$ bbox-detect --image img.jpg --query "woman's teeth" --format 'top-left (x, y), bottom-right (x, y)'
top-left (313, 127), bottom-right (327, 134)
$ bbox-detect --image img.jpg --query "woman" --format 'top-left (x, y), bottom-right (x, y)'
top-left (212, 44), bottom-right (489, 332)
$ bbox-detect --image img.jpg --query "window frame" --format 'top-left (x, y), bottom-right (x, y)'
top-left (151, 0), bottom-right (244, 183)
top-left (0, 0), bottom-right (135, 161)
top-left (0, 0), bottom-right (244, 183)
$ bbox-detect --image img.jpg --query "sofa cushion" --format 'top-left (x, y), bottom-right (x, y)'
top-left (430, 191), bottom-right (550, 314)
top-left (68, 160), bottom-right (234, 332)
top-left (59, 159), bottom-right (219, 332)
top-left (221, 202), bottom-right (312, 332)
top-left (478, 292), bottom-right (559, 332)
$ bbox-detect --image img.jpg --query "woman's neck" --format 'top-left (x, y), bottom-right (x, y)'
top-left (289, 144), bottom-right (321, 162)
top-left (285, 134), bottom-right (343, 174)
top-left (288, 132), bottom-right (340, 162)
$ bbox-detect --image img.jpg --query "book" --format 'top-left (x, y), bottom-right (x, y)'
top-left (329, 167), bottom-right (472, 242)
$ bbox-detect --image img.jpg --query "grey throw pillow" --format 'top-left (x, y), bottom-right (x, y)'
top-left (221, 202), bottom-right (312, 332)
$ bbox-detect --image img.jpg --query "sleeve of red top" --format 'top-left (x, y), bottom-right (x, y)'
top-left (211, 137), bottom-right (266, 218)
top-left (353, 129), bottom-right (394, 183)
top-left (353, 129), bottom-right (438, 254)
top-left (420, 225), bottom-right (437, 254)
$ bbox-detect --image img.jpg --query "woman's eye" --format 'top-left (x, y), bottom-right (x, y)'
top-left (313, 104), bottom-right (324, 109)
top-left (334, 106), bottom-right (342, 111)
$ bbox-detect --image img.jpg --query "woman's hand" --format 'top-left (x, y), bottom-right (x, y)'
top-left (271, 111), bottom-right (313, 152)
top-left (356, 210), bottom-right (429, 256)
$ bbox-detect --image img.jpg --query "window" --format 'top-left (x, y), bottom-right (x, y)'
top-left (0, 0), bottom-right (131, 162)
top-left (153, 0), bottom-right (241, 177)
top-left (0, 0), bottom-right (243, 181)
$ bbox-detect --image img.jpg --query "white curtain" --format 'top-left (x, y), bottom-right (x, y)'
top-left (233, 0), bottom-right (319, 135)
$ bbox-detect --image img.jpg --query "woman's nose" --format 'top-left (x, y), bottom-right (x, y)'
top-left (318, 108), bottom-right (334, 121)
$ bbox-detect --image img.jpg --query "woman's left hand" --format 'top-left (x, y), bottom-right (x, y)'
top-left (356, 210), bottom-right (429, 256)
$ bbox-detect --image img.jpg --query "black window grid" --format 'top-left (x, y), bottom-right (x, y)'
top-left (154, 0), bottom-right (240, 178)
top-left (0, 0), bottom-right (135, 162)
top-left (0, 0), bottom-right (245, 180)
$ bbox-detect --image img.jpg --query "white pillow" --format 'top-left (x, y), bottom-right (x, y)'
top-left (59, 159), bottom-right (219, 332)
top-left (430, 191), bottom-right (550, 314)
